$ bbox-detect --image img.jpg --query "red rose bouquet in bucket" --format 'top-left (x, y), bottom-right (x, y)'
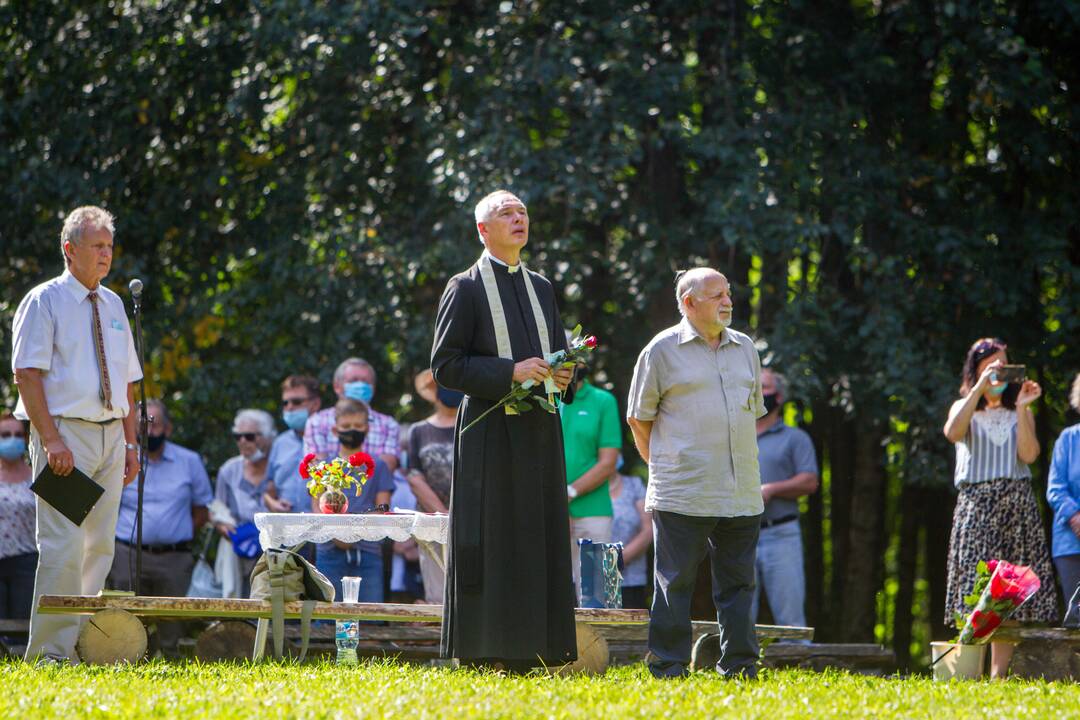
top-left (955, 559), bottom-right (1041, 644)
top-left (932, 558), bottom-right (1042, 676)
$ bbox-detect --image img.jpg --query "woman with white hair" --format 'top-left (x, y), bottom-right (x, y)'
top-left (1047, 373), bottom-right (1080, 624)
top-left (212, 408), bottom-right (275, 596)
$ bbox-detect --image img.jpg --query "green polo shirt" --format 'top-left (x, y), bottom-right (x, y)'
top-left (561, 381), bottom-right (622, 518)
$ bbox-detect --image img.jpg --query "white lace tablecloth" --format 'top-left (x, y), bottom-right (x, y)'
top-left (255, 512), bottom-right (449, 550)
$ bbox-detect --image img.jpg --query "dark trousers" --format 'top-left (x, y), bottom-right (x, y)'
top-left (649, 510), bottom-right (761, 678)
top-left (108, 541), bottom-right (195, 652)
top-left (1055, 554), bottom-right (1080, 625)
top-left (0, 552), bottom-right (39, 619)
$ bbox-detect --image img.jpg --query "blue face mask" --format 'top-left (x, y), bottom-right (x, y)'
top-left (0, 437), bottom-right (27, 460)
top-left (988, 383), bottom-right (1008, 396)
top-left (282, 409), bottom-right (309, 432)
top-left (344, 381), bottom-right (374, 404)
top-left (436, 386), bottom-right (464, 409)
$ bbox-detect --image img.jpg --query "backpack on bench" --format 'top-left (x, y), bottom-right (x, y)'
top-left (249, 544), bottom-right (335, 660)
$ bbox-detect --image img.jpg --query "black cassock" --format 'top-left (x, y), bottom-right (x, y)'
top-left (431, 259), bottom-right (578, 665)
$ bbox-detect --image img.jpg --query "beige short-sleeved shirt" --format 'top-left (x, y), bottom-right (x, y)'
top-left (627, 319), bottom-right (765, 518)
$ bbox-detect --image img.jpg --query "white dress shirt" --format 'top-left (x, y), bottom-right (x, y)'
top-left (11, 269), bottom-right (141, 422)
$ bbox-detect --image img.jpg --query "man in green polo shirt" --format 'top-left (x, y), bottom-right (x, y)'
top-left (561, 361), bottom-right (621, 601)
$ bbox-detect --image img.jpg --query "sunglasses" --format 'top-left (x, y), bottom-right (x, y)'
top-left (232, 432), bottom-right (259, 442)
top-left (0, 431), bottom-right (25, 439)
top-left (282, 397), bottom-right (314, 408)
top-left (972, 338), bottom-right (1006, 355)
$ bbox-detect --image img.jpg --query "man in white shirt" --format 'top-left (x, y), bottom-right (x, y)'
top-left (11, 206), bottom-right (142, 662)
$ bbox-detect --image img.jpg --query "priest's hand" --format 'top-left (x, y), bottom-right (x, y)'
top-left (513, 357), bottom-right (551, 385)
top-left (551, 365), bottom-right (574, 392)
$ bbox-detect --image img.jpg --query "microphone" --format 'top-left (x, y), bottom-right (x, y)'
top-left (129, 278), bottom-right (144, 299)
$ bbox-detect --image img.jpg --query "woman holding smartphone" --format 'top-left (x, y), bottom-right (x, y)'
top-left (943, 337), bottom-right (1056, 678)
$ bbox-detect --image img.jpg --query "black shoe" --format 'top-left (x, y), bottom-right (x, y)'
top-left (648, 661), bottom-right (689, 679)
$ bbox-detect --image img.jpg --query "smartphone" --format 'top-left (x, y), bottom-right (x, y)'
top-left (994, 365), bottom-right (1026, 384)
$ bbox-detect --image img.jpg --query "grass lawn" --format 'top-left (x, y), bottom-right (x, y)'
top-left (1, 660), bottom-right (1078, 719)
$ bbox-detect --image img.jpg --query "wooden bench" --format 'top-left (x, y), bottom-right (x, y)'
top-left (992, 626), bottom-right (1080, 681)
top-left (38, 595), bottom-right (813, 669)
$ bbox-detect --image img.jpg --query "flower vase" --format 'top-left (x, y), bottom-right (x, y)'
top-left (319, 488), bottom-right (349, 514)
top-left (930, 641), bottom-right (987, 681)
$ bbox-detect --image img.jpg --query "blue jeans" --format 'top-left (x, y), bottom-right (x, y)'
top-left (751, 520), bottom-right (807, 632)
top-left (316, 545), bottom-right (384, 603)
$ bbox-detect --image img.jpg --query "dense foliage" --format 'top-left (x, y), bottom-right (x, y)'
top-left (2, 1), bottom-right (1078, 664)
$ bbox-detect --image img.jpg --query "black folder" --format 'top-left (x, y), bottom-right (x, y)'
top-left (30, 464), bottom-right (105, 527)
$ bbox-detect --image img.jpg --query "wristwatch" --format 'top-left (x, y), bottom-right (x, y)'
top-left (567, 485), bottom-right (578, 500)
top-left (125, 443), bottom-right (138, 451)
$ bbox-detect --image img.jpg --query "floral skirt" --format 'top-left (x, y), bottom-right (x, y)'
top-left (945, 477), bottom-right (1058, 625)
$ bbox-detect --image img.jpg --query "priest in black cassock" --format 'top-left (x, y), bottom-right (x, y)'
top-left (431, 189), bottom-right (578, 670)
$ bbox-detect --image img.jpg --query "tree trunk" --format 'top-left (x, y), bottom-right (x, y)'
top-left (892, 483), bottom-right (920, 669)
top-left (838, 423), bottom-right (888, 642)
top-left (926, 485), bottom-right (955, 639)
top-left (803, 401), bottom-right (828, 634)
top-left (826, 407), bottom-right (856, 641)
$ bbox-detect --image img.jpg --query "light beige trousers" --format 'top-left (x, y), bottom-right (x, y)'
top-left (25, 417), bottom-right (126, 661)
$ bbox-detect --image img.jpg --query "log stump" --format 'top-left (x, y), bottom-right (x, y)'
top-left (195, 621), bottom-right (259, 662)
top-left (75, 609), bottom-right (147, 665)
top-left (549, 623), bottom-right (610, 675)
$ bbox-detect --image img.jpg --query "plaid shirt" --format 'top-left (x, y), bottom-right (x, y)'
top-left (303, 406), bottom-right (401, 461)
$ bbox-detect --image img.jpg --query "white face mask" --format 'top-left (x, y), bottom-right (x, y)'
top-left (246, 448), bottom-right (266, 463)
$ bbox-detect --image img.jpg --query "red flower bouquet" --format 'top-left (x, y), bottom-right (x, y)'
top-left (955, 559), bottom-right (1041, 645)
top-left (299, 451), bottom-right (374, 514)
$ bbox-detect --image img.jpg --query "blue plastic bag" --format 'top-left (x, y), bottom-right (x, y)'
top-left (228, 521), bottom-right (263, 559)
top-left (578, 539), bottom-right (624, 609)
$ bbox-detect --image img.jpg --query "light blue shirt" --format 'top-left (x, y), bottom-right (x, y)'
top-left (268, 429), bottom-right (308, 512)
top-left (1047, 425), bottom-right (1080, 558)
top-left (114, 441), bottom-right (213, 545)
top-left (214, 455), bottom-right (269, 526)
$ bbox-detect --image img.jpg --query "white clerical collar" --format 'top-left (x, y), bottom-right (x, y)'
top-left (483, 249), bottom-right (521, 274)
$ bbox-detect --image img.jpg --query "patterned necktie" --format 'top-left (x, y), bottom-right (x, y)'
top-left (87, 290), bottom-right (113, 411)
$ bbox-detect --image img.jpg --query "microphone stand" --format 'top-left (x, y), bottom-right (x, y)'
top-left (130, 280), bottom-right (149, 596)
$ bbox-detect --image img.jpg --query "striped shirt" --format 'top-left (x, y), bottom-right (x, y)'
top-left (954, 407), bottom-right (1032, 487)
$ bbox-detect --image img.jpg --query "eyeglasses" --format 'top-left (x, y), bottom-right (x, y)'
top-left (0, 431), bottom-right (25, 439)
top-left (282, 397), bottom-right (314, 408)
top-left (232, 432), bottom-right (259, 442)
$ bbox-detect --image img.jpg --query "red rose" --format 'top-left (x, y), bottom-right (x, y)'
top-left (989, 573), bottom-right (1026, 604)
top-left (986, 559), bottom-right (999, 574)
top-left (298, 452), bottom-right (317, 479)
top-left (348, 451), bottom-right (376, 478)
top-left (584, 336), bottom-right (598, 349)
top-left (971, 609), bottom-right (1002, 639)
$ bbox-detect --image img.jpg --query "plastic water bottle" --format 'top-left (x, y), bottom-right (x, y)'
top-left (336, 575), bottom-right (361, 665)
top-left (335, 619), bottom-right (359, 665)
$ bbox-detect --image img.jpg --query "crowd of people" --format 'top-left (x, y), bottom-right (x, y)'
top-left (3, 202), bottom-right (1080, 678)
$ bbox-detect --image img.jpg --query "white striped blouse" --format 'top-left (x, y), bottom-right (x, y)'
top-left (953, 407), bottom-right (1032, 487)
